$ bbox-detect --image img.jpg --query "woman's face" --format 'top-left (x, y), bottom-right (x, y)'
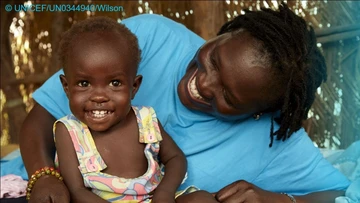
top-left (178, 30), bottom-right (283, 118)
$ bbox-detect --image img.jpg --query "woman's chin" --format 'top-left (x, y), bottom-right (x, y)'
top-left (210, 112), bottom-right (252, 121)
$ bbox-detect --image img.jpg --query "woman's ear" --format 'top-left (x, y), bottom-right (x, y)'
top-left (131, 75), bottom-right (143, 99)
top-left (59, 74), bottom-right (70, 96)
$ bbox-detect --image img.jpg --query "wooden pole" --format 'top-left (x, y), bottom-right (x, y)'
top-left (1, 0), bottom-right (28, 144)
top-left (191, 1), bottom-right (226, 40)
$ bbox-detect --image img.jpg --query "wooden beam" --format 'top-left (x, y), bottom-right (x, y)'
top-left (317, 29), bottom-right (360, 43)
top-left (315, 23), bottom-right (360, 37)
top-left (3, 73), bottom-right (51, 87)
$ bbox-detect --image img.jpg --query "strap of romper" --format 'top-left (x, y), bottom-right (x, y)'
top-left (132, 106), bottom-right (163, 144)
top-left (53, 114), bottom-right (107, 173)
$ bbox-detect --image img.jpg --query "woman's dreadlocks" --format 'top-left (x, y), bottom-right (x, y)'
top-left (218, 2), bottom-right (327, 147)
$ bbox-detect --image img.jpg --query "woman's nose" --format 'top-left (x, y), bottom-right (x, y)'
top-left (196, 52), bottom-right (220, 101)
top-left (197, 70), bottom-right (220, 101)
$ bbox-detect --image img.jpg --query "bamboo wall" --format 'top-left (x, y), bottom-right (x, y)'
top-left (1, 0), bottom-right (359, 149)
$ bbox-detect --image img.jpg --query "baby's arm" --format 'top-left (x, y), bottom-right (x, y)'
top-left (151, 120), bottom-right (187, 203)
top-left (54, 123), bottom-right (108, 203)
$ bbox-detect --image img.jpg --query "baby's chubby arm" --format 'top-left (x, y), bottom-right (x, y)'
top-left (151, 120), bottom-right (187, 203)
top-left (54, 123), bottom-right (108, 203)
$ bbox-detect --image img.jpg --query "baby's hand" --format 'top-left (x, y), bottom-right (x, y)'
top-left (152, 190), bottom-right (176, 203)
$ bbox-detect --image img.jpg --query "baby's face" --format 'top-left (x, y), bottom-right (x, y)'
top-left (61, 31), bottom-right (141, 132)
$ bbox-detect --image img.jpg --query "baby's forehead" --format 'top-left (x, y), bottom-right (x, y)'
top-left (63, 29), bottom-right (140, 74)
top-left (73, 31), bottom-right (127, 46)
top-left (65, 34), bottom-right (136, 70)
top-left (69, 32), bottom-right (129, 54)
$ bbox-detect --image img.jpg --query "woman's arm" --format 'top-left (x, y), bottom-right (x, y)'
top-left (19, 103), bottom-right (70, 203)
top-left (20, 103), bottom-right (56, 176)
top-left (295, 190), bottom-right (345, 203)
top-left (54, 122), bottom-right (108, 203)
top-left (152, 120), bottom-right (187, 203)
top-left (215, 180), bottom-right (345, 203)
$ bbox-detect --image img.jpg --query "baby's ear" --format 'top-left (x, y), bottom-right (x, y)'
top-left (59, 74), bottom-right (70, 96)
top-left (131, 75), bottom-right (143, 99)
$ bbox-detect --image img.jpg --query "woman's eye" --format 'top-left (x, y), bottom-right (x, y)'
top-left (110, 80), bottom-right (121, 87)
top-left (78, 81), bottom-right (89, 87)
top-left (223, 88), bottom-right (236, 108)
top-left (210, 53), bottom-right (219, 71)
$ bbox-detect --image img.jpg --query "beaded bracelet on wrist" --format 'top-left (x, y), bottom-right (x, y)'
top-left (26, 166), bottom-right (63, 200)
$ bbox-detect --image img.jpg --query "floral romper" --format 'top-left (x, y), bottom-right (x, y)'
top-left (54, 106), bottom-right (167, 202)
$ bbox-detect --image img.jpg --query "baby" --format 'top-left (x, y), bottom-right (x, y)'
top-left (53, 16), bottom-right (218, 203)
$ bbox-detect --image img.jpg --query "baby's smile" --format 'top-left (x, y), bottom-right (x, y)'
top-left (90, 110), bottom-right (111, 118)
top-left (85, 110), bottom-right (113, 121)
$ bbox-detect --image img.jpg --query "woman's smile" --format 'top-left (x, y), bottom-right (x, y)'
top-left (188, 69), bottom-right (210, 105)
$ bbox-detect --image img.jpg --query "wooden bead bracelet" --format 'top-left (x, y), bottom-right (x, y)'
top-left (26, 167), bottom-right (63, 200)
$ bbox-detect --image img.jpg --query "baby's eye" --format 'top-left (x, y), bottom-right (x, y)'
top-left (78, 81), bottom-right (90, 87)
top-left (110, 80), bottom-right (121, 87)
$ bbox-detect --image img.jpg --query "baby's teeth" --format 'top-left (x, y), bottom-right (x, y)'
top-left (91, 110), bottom-right (108, 118)
top-left (93, 110), bottom-right (107, 115)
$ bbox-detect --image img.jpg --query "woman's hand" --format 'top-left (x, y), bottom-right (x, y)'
top-left (151, 190), bottom-right (176, 203)
top-left (215, 180), bottom-right (290, 203)
top-left (28, 175), bottom-right (70, 203)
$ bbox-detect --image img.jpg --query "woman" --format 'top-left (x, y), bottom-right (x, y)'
top-left (20, 3), bottom-right (349, 203)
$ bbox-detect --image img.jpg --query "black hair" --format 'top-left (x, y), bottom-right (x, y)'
top-left (59, 16), bottom-right (141, 72)
top-left (218, 2), bottom-right (327, 147)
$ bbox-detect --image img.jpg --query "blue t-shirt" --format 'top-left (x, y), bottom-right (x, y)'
top-left (33, 14), bottom-right (350, 194)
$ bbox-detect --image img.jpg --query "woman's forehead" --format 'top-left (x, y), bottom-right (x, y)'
top-left (218, 32), bottom-right (270, 76)
top-left (216, 32), bottom-right (281, 107)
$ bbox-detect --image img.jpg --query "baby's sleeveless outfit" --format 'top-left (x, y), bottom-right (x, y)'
top-left (54, 106), bottom-right (194, 202)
